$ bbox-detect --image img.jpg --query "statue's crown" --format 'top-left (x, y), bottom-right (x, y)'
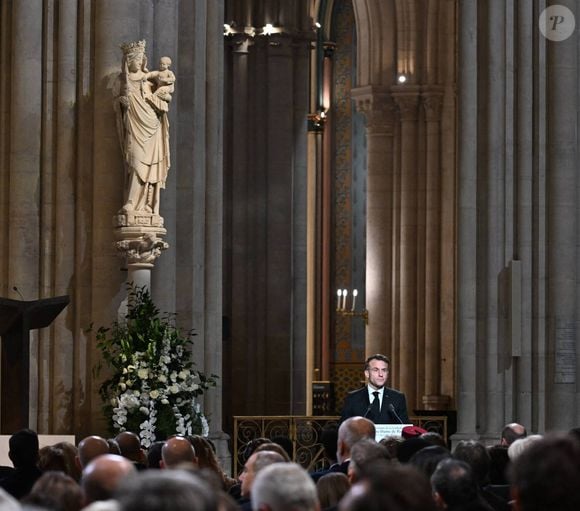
top-left (120, 40), bottom-right (146, 57)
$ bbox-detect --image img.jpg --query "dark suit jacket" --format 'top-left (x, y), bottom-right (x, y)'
top-left (310, 460), bottom-right (350, 482)
top-left (340, 386), bottom-right (409, 424)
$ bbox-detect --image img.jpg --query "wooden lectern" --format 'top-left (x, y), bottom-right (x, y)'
top-left (0, 296), bottom-right (70, 434)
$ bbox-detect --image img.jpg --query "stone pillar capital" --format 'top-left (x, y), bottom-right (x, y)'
top-left (352, 86), bottom-right (396, 133)
top-left (391, 85), bottom-right (421, 121)
top-left (114, 224), bottom-right (169, 267)
top-left (227, 33), bottom-right (255, 54)
top-left (421, 86), bottom-right (445, 122)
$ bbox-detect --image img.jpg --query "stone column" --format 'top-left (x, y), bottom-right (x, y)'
top-left (392, 86), bottom-right (420, 401)
top-left (546, 7), bottom-right (578, 431)
top-left (455, 0), bottom-right (479, 442)
top-left (7, 1), bottom-right (43, 295)
top-left (352, 87), bottom-right (395, 357)
top-left (421, 86), bottom-right (449, 410)
top-left (6, 0), bottom-right (43, 431)
top-left (320, 43), bottom-right (335, 382)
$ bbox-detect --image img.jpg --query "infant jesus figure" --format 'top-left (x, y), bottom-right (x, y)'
top-left (147, 56), bottom-right (176, 103)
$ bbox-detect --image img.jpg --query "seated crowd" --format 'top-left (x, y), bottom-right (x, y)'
top-left (0, 420), bottom-right (579, 511)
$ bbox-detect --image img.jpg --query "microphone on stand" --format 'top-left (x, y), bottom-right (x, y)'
top-left (363, 402), bottom-right (373, 418)
top-left (388, 403), bottom-right (404, 424)
top-left (12, 286), bottom-right (25, 301)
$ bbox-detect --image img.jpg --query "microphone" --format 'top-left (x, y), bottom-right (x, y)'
top-left (363, 402), bottom-right (373, 418)
top-left (388, 403), bottom-right (403, 424)
top-left (12, 286), bottom-right (24, 301)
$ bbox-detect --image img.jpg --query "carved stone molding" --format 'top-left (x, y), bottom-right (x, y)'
top-left (421, 86), bottom-right (445, 122)
top-left (351, 86), bottom-right (396, 134)
top-left (115, 211), bottom-right (164, 229)
top-left (227, 33), bottom-right (255, 54)
top-left (114, 226), bottom-right (169, 267)
top-left (391, 85), bottom-right (421, 121)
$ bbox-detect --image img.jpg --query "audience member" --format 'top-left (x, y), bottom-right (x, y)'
top-left (252, 462), bottom-right (319, 511)
top-left (316, 472), bottom-right (350, 510)
top-left (378, 435), bottom-right (402, 459)
top-left (77, 436), bottom-right (110, 470)
top-left (81, 453), bottom-right (136, 506)
top-left (0, 487), bottom-right (20, 511)
top-left (408, 444), bottom-right (451, 479)
top-left (23, 471), bottom-right (83, 511)
top-left (401, 425), bottom-right (428, 439)
top-left (312, 416), bottom-right (375, 482)
top-left (486, 445), bottom-right (509, 485)
top-left (509, 433), bottom-right (580, 511)
top-left (340, 461), bottom-right (437, 511)
top-left (347, 438), bottom-right (390, 483)
top-left (453, 440), bottom-right (508, 511)
top-left (146, 441), bottom-right (165, 469)
top-left (453, 441), bottom-right (491, 486)
top-left (320, 424), bottom-right (339, 468)
top-left (239, 437), bottom-right (270, 465)
top-left (421, 431), bottom-right (448, 448)
top-left (161, 436), bottom-right (197, 469)
top-left (38, 445), bottom-right (69, 473)
top-left (309, 426), bottom-right (341, 481)
top-left (0, 428), bottom-right (42, 500)
top-left (188, 435), bottom-right (236, 490)
top-left (484, 445), bottom-right (510, 505)
top-left (115, 432), bottom-right (147, 470)
top-left (238, 450), bottom-right (285, 510)
top-left (396, 436), bottom-right (431, 463)
top-left (270, 436), bottom-right (294, 460)
top-left (54, 441), bottom-right (81, 481)
top-left (107, 438), bottom-right (122, 455)
top-left (431, 458), bottom-right (494, 511)
top-left (499, 423), bottom-right (526, 446)
top-left (254, 442), bottom-right (291, 462)
top-left (115, 469), bottom-right (217, 511)
top-left (507, 434), bottom-right (542, 461)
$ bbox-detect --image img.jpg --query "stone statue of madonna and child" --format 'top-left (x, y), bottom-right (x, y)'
top-left (113, 40), bottom-right (176, 218)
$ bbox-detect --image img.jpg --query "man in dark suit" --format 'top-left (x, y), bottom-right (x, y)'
top-left (340, 353), bottom-right (409, 424)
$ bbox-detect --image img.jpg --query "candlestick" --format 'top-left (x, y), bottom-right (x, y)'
top-left (342, 289), bottom-right (348, 310)
top-left (352, 289), bottom-right (358, 311)
top-left (336, 289), bottom-right (342, 310)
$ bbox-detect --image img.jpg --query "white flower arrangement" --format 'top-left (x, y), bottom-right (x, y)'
top-left (94, 286), bottom-right (217, 447)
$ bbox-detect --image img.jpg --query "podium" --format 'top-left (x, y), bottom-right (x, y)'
top-left (0, 296), bottom-right (70, 433)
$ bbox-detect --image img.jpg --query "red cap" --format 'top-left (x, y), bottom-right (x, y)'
top-left (401, 425), bottom-right (428, 439)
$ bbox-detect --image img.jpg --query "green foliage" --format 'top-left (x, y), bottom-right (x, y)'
top-left (93, 285), bottom-right (218, 446)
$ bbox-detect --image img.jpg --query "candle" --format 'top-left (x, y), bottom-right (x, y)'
top-left (352, 289), bottom-right (358, 311)
top-left (342, 289), bottom-right (348, 310)
top-left (337, 289), bottom-right (342, 310)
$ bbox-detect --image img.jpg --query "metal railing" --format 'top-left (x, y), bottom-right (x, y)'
top-left (232, 415), bottom-right (447, 476)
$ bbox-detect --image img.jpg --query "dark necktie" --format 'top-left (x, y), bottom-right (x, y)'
top-left (371, 391), bottom-right (380, 418)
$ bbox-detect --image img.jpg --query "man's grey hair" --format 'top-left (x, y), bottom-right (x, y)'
top-left (338, 417), bottom-right (376, 450)
top-left (253, 450), bottom-right (285, 473)
top-left (251, 462), bottom-right (319, 511)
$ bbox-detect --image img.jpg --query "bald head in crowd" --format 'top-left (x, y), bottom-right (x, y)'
top-left (81, 453), bottom-right (136, 505)
top-left (501, 423), bottom-right (527, 446)
top-left (77, 435), bottom-right (110, 469)
top-left (161, 436), bottom-right (198, 469)
top-left (337, 417), bottom-right (376, 463)
top-left (115, 431), bottom-right (145, 462)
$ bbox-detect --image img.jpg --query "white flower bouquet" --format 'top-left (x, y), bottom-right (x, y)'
top-left (94, 286), bottom-right (217, 447)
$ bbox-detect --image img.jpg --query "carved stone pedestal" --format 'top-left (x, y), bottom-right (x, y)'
top-left (114, 211), bottom-right (169, 290)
